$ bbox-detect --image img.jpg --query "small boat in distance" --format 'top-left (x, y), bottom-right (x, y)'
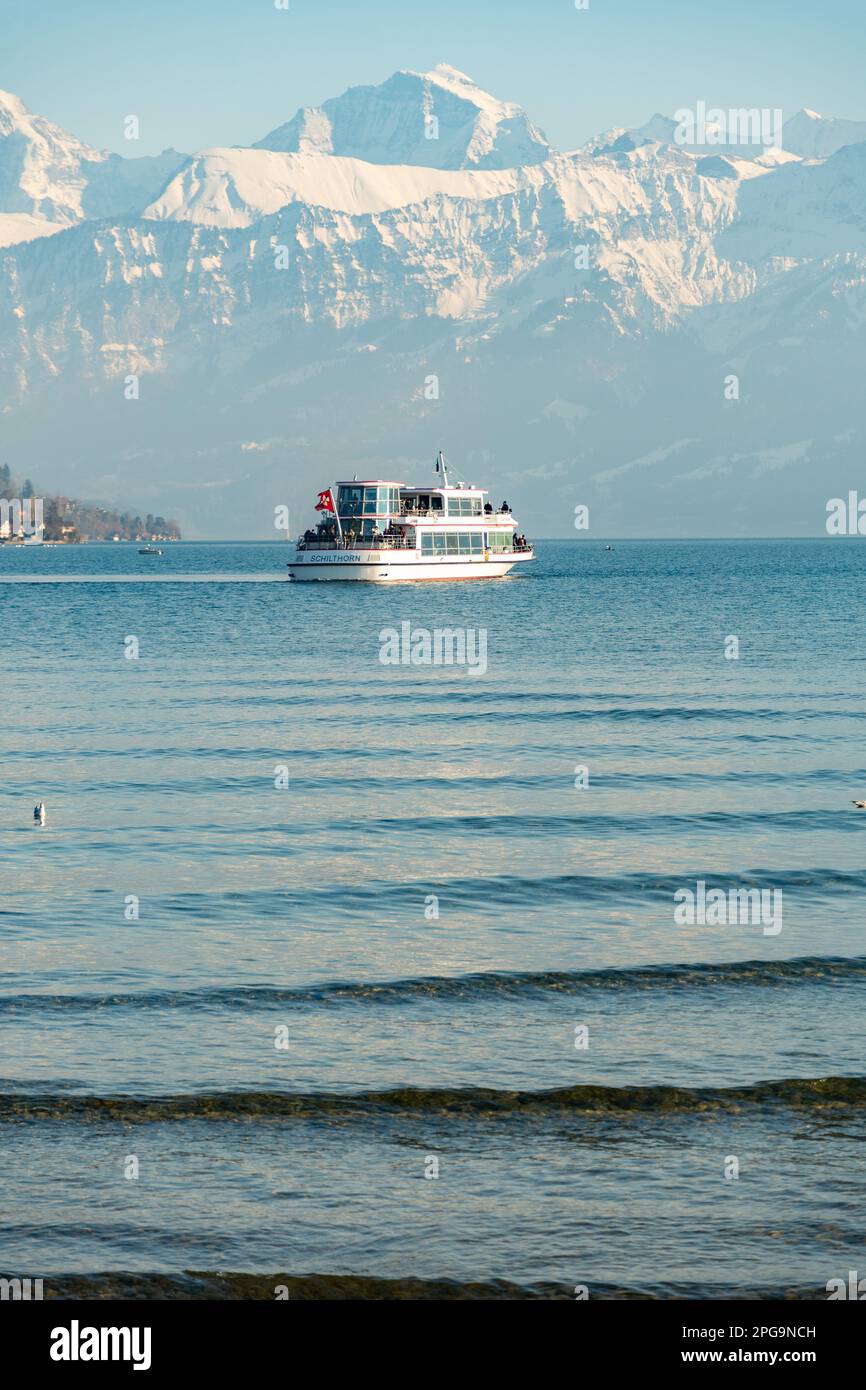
top-left (138, 546), bottom-right (163, 555)
top-left (288, 453), bottom-right (534, 582)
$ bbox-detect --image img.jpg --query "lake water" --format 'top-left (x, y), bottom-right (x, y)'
top-left (1, 538), bottom-right (865, 1298)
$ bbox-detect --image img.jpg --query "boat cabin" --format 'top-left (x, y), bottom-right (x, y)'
top-left (301, 478), bottom-right (520, 553)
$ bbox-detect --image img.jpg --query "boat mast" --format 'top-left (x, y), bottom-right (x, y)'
top-left (436, 450), bottom-right (450, 488)
top-left (330, 485), bottom-right (343, 543)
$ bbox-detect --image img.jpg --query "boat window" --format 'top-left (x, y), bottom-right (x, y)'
top-left (337, 485), bottom-right (363, 517)
top-left (420, 531), bottom-right (485, 555)
top-left (447, 497), bottom-right (482, 516)
top-left (371, 487), bottom-right (397, 514)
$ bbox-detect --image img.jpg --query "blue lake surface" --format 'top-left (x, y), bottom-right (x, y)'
top-left (1, 538), bottom-right (865, 1297)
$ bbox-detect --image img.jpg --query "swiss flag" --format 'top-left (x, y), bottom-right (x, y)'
top-left (315, 488), bottom-right (337, 513)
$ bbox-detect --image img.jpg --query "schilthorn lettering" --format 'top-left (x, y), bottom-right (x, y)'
top-left (49, 1320), bottom-right (152, 1371)
top-left (674, 880), bottom-right (782, 936)
top-left (379, 621), bottom-right (488, 676)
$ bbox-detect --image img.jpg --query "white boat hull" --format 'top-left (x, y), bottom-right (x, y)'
top-left (287, 549), bottom-right (533, 582)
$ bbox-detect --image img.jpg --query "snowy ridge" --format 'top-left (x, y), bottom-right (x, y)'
top-left (145, 149), bottom-right (539, 224)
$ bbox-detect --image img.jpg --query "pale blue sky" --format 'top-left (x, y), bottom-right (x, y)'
top-left (3, 0), bottom-right (865, 156)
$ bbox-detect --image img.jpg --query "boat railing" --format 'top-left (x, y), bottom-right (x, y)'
top-left (296, 536), bottom-right (416, 551)
top-left (398, 506), bottom-right (447, 519)
top-left (400, 506), bottom-right (512, 519)
top-left (296, 539), bottom-right (533, 555)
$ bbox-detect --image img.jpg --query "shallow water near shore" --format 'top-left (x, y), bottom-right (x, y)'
top-left (1, 538), bottom-right (865, 1298)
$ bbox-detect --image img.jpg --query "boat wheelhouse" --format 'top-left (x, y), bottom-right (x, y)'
top-left (287, 454), bottom-right (534, 582)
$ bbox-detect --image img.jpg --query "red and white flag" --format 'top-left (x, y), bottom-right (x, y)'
top-left (315, 488), bottom-right (336, 513)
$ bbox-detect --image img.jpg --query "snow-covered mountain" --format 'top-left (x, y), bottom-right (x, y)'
top-left (253, 64), bottom-right (553, 169)
top-left (0, 69), bottom-right (864, 538)
top-left (0, 88), bottom-right (100, 227)
top-left (0, 88), bottom-right (187, 245)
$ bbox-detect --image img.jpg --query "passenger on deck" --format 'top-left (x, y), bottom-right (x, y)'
top-left (484, 502), bottom-right (493, 514)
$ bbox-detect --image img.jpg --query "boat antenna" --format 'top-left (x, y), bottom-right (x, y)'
top-left (435, 449), bottom-right (450, 488)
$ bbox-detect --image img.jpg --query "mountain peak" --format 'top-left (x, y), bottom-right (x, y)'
top-left (0, 88), bottom-right (104, 228)
top-left (424, 63), bottom-right (477, 87)
top-left (411, 64), bottom-right (517, 110)
top-left (254, 65), bottom-right (553, 169)
top-left (0, 87), bottom-right (97, 149)
top-left (0, 88), bottom-right (28, 117)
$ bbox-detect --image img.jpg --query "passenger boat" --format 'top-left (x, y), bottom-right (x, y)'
top-left (287, 454), bottom-right (534, 582)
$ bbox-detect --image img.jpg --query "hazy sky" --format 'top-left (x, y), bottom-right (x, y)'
top-left (3, 0), bottom-right (865, 157)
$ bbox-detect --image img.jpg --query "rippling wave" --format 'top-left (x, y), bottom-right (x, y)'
top-left (275, 866), bottom-right (866, 909)
top-left (4, 1075), bottom-right (865, 1120)
top-left (1, 953), bottom-right (864, 1013)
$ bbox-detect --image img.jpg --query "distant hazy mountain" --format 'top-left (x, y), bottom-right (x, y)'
top-left (781, 108), bottom-right (866, 158)
top-left (0, 71), bottom-right (863, 538)
top-left (585, 106), bottom-right (866, 161)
